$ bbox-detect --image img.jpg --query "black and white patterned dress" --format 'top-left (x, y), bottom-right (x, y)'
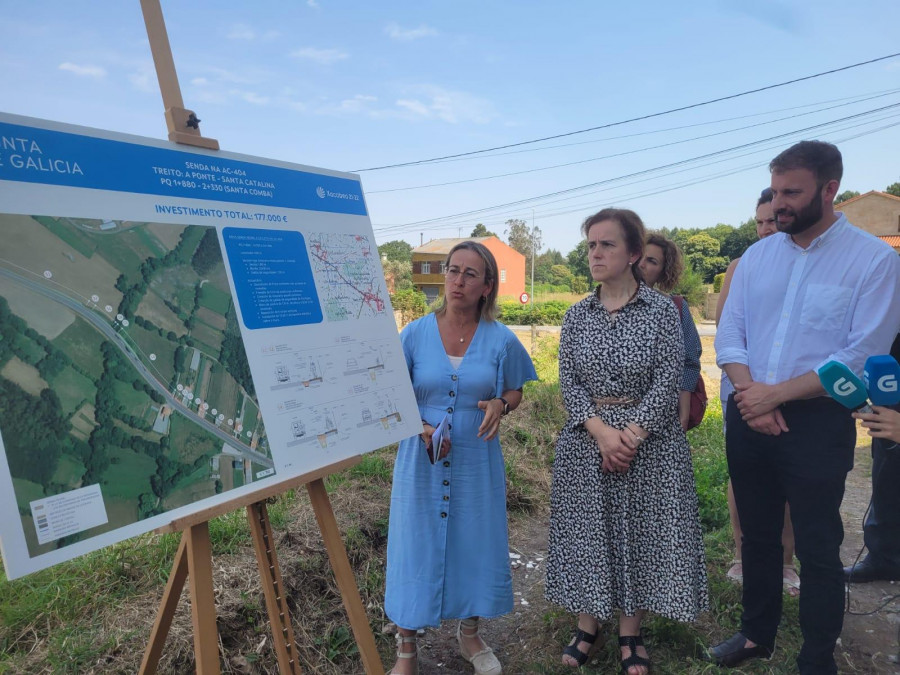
top-left (545, 283), bottom-right (709, 622)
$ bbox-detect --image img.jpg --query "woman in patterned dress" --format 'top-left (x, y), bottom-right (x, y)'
top-left (385, 241), bottom-right (537, 675)
top-left (545, 209), bottom-right (709, 674)
top-left (638, 233), bottom-right (703, 431)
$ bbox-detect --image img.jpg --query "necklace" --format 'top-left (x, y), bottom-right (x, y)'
top-left (602, 284), bottom-right (639, 315)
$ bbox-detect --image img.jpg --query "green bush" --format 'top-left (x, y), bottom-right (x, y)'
top-left (391, 287), bottom-right (427, 325)
top-left (498, 299), bottom-right (569, 325)
top-left (712, 272), bottom-right (726, 294)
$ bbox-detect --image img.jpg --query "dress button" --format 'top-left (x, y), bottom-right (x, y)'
top-left (443, 480), bottom-right (449, 486)
top-left (443, 461), bottom-right (450, 467)
top-left (451, 374), bottom-right (458, 381)
top-left (440, 512), bottom-right (447, 518)
top-left (449, 391), bottom-right (456, 397)
top-left (447, 407), bottom-right (454, 413)
top-left (443, 495), bottom-right (449, 501)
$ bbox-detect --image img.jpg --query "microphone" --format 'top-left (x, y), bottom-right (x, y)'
top-left (816, 360), bottom-right (872, 413)
top-left (863, 355), bottom-right (900, 406)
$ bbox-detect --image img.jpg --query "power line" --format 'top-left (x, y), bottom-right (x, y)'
top-left (367, 91), bottom-right (900, 194)
top-left (381, 103), bottom-right (900, 229)
top-left (371, 113), bottom-right (900, 238)
top-left (352, 51), bottom-right (900, 172)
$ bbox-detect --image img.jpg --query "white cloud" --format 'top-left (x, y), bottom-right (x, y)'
top-left (338, 94), bottom-right (377, 113)
top-left (385, 22), bottom-right (437, 41)
top-left (227, 24), bottom-right (256, 40)
top-left (127, 61), bottom-right (156, 93)
top-left (191, 77), bottom-right (210, 87)
top-left (394, 86), bottom-right (497, 124)
top-left (396, 99), bottom-right (430, 117)
top-left (236, 91), bottom-right (270, 106)
top-left (58, 62), bottom-right (106, 78)
top-left (226, 24), bottom-right (280, 41)
top-left (307, 0), bottom-right (319, 7)
top-left (290, 47), bottom-right (349, 65)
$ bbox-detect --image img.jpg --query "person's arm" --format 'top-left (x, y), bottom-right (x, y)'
top-left (629, 298), bottom-right (682, 437)
top-left (715, 257), bottom-right (740, 326)
top-left (558, 306), bottom-right (599, 426)
top-left (677, 297), bottom-right (702, 430)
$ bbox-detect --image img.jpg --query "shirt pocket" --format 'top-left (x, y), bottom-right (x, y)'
top-left (799, 284), bottom-right (853, 332)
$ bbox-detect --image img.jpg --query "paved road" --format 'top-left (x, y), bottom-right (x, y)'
top-left (0, 267), bottom-right (274, 469)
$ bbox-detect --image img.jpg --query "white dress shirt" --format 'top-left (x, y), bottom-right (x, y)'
top-left (716, 213), bottom-right (900, 386)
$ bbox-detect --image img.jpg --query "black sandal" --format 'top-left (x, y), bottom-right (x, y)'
top-left (562, 626), bottom-right (598, 667)
top-left (619, 635), bottom-right (650, 674)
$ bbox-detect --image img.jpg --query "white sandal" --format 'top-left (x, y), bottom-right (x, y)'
top-left (390, 632), bottom-right (418, 675)
top-left (458, 618), bottom-right (502, 675)
top-left (726, 559), bottom-right (743, 583)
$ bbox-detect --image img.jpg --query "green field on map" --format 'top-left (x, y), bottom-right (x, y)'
top-left (0, 215), bottom-right (272, 557)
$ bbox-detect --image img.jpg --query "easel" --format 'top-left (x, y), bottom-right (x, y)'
top-left (136, 2), bottom-right (385, 672)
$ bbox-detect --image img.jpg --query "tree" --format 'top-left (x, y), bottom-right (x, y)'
top-left (534, 249), bottom-right (565, 284)
top-left (672, 262), bottom-right (706, 307)
top-left (566, 240), bottom-right (591, 286)
top-left (683, 233), bottom-right (729, 283)
top-left (885, 181), bottom-right (900, 198)
top-left (720, 217), bottom-right (759, 261)
top-left (382, 258), bottom-right (412, 293)
top-left (835, 190), bottom-right (860, 204)
top-left (470, 223), bottom-right (498, 238)
top-left (378, 240), bottom-right (412, 262)
top-left (505, 218), bottom-right (542, 270)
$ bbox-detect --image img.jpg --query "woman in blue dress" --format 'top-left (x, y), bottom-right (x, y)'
top-left (385, 240), bottom-right (537, 675)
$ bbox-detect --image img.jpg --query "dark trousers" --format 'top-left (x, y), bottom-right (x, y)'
top-left (863, 434), bottom-right (900, 566)
top-left (726, 396), bottom-right (855, 675)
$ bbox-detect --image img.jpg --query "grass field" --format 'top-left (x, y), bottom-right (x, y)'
top-left (137, 291), bottom-right (188, 337)
top-left (50, 453), bottom-right (86, 490)
top-left (52, 318), bottom-right (106, 380)
top-left (205, 363), bottom-right (240, 422)
top-left (168, 412), bottom-right (221, 465)
top-left (198, 282), bottom-right (232, 315)
top-left (0, 357), bottom-right (48, 396)
top-left (92, 230), bottom-right (152, 276)
top-left (195, 306), bottom-right (227, 331)
top-left (112, 380), bottom-right (151, 419)
top-left (33, 216), bottom-right (96, 258)
top-left (12, 333), bottom-right (46, 365)
top-left (190, 319), bottom-right (223, 354)
top-left (47, 366), bottom-right (95, 415)
top-left (11, 477), bottom-right (45, 508)
top-left (124, 323), bottom-right (176, 384)
top-left (102, 447), bottom-right (155, 500)
top-left (152, 264), bottom-right (201, 311)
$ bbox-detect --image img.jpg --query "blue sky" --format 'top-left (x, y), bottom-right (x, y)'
top-left (1, 1), bottom-right (898, 256)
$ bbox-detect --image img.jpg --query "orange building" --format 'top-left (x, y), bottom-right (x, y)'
top-left (411, 237), bottom-right (526, 303)
top-left (835, 190), bottom-right (900, 252)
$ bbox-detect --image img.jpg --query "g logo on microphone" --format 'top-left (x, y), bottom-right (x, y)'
top-left (833, 377), bottom-right (858, 396)
top-left (877, 374), bottom-right (898, 393)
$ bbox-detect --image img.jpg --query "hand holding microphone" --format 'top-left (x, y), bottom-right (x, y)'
top-left (816, 360), bottom-right (873, 413)
top-left (853, 355), bottom-right (900, 446)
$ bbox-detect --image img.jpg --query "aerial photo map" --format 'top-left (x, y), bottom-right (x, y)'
top-left (0, 214), bottom-right (271, 557)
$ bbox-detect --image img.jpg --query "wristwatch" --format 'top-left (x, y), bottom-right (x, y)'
top-left (495, 396), bottom-right (510, 415)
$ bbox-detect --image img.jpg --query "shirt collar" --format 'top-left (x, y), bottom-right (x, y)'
top-left (782, 212), bottom-right (848, 252)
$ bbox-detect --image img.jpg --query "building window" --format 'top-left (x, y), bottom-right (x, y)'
top-left (422, 262), bottom-right (431, 274)
top-left (500, 269), bottom-right (507, 283)
top-left (440, 262), bottom-right (447, 274)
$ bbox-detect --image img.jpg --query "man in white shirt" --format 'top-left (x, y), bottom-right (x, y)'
top-left (710, 140), bottom-right (900, 674)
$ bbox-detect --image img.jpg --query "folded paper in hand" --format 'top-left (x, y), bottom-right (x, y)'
top-left (428, 414), bottom-right (450, 465)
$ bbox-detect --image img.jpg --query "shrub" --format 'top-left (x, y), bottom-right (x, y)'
top-left (498, 300), bottom-right (569, 325)
top-left (712, 272), bottom-right (726, 294)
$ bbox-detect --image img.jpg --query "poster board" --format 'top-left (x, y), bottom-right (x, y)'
top-left (0, 113), bottom-right (420, 579)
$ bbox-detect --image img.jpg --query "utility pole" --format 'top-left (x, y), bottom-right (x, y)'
top-left (531, 209), bottom-right (536, 354)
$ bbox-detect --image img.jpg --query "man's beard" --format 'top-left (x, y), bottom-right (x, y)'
top-left (775, 185), bottom-right (823, 235)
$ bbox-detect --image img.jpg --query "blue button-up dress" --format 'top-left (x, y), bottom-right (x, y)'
top-left (385, 313), bottom-right (537, 629)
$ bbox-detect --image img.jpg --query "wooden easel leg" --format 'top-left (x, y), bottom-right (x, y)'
top-left (185, 522), bottom-right (221, 674)
top-left (306, 479), bottom-right (385, 675)
top-left (140, 536), bottom-right (190, 674)
top-left (247, 501), bottom-right (303, 674)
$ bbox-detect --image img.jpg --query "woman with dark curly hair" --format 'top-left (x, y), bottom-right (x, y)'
top-left (638, 233), bottom-right (702, 431)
